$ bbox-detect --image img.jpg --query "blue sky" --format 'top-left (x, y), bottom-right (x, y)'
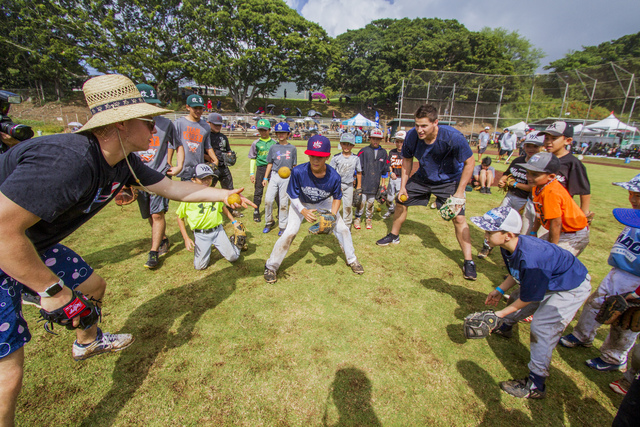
top-left (285, 0), bottom-right (640, 70)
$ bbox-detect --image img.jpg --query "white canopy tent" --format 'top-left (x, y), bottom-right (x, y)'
top-left (342, 113), bottom-right (378, 127)
top-left (573, 124), bottom-right (600, 136)
top-left (504, 121), bottom-right (528, 137)
top-left (586, 113), bottom-right (639, 133)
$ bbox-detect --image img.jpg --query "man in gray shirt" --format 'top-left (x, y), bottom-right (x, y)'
top-left (477, 126), bottom-right (490, 162)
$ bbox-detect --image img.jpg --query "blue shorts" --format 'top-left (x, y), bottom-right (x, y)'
top-left (0, 244), bottom-right (94, 359)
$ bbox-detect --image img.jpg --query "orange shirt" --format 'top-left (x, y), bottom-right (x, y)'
top-left (532, 179), bottom-right (587, 232)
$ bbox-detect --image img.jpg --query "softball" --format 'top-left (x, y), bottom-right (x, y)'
top-left (399, 194), bottom-right (408, 202)
top-left (278, 167), bottom-right (291, 179)
top-left (228, 193), bottom-right (242, 205)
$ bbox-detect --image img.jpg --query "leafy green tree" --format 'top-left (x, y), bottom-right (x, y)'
top-left (183, 0), bottom-right (332, 112)
top-left (480, 27), bottom-right (545, 74)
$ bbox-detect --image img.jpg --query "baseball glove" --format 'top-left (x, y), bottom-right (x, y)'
top-left (595, 294), bottom-right (629, 325)
top-left (586, 211), bottom-right (596, 225)
top-left (39, 290), bottom-right (101, 335)
top-left (463, 310), bottom-right (504, 339)
top-left (309, 209), bottom-right (336, 235)
top-left (353, 188), bottom-right (363, 210)
top-left (230, 221), bottom-right (248, 251)
top-left (114, 186), bottom-right (137, 206)
top-left (500, 175), bottom-right (517, 194)
top-left (620, 305), bottom-right (640, 332)
top-left (375, 185), bottom-right (388, 205)
top-left (221, 151), bottom-right (237, 166)
top-left (439, 196), bottom-right (465, 221)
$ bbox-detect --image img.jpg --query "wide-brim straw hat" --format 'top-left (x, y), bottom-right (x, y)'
top-left (76, 74), bottom-right (172, 133)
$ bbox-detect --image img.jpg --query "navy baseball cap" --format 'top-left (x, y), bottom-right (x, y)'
top-left (275, 122), bottom-right (290, 132)
top-left (305, 135), bottom-right (331, 157)
top-left (207, 113), bottom-right (224, 125)
top-left (136, 84), bottom-right (161, 104)
top-left (613, 208), bottom-right (640, 228)
top-left (613, 173), bottom-right (640, 193)
top-left (539, 121), bottom-right (573, 138)
top-left (521, 152), bottom-right (560, 174)
top-left (471, 206), bottom-right (522, 233)
top-left (187, 94), bottom-right (205, 108)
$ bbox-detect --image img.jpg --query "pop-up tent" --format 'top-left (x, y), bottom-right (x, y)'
top-left (342, 113), bottom-right (377, 127)
top-left (504, 121), bottom-right (529, 137)
top-left (586, 113), bottom-right (638, 133)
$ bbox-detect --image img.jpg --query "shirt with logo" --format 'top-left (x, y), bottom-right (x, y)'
top-left (266, 143), bottom-right (297, 173)
top-left (504, 155), bottom-right (531, 199)
top-left (330, 153), bottom-right (362, 186)
top-left (387, 148), bottom-right (403, 176)
top-left (176, 201), bottom-right (224, 230)
top-left (357, 145), bottom-right (389, 194)
top-left (556, 154), bottom-right (590, 197)
top-left (135, 116), bottom-right (177, 174)
top-left (608, 226), bottom-right (640, 277)
top-left (532, 179), bottom-right (588, 232)
top-left (287, 163), bottom-right (342, 204)
top-left (174, 116), bottom-right (212, 179)
top-left (210, 131), bottom-right (232, 167)
top-left (248, 137), bottom-right (277, 167)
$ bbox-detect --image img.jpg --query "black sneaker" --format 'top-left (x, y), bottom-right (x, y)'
top-left (486, 187), bottom-right (492, 194)
top-left (500, 378), bottom-right (546, 399)
top-left (144, 251), bottom-right (159, 269)
top-left (492, 323), bottom-right (513, 339)
top-left (477, 246), bottom-right (492, 259)
top-left (158, 238), bottom-right (170, 257)
top-left (253, 209), bottom-right (261, 223)
top-left (21, 290), bottom-right (41, 308)
top-left (376, 233), bottom-right (400, 246)
top-left (463, 260), bottom-right (477, 280)
top-left (264, 267), bottom-right (277, 283)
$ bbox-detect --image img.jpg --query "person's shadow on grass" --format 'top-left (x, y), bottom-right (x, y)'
top-left (79, 258), bottom-right (262, 427)
top-left (422, 278), bottom-right (613, 425)
top-left (274, 231), bottom-right (348, 280)
top-left (322, 367), bottom-right (381, 427)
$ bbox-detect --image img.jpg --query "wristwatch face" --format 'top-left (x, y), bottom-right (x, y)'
top-left (42, 282), bottom-right (63, 297)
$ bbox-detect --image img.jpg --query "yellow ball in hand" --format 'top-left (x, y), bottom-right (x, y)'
top-left (399, 194), bottom-right (408, 202)
top-left (278, 167), bottom-right (291, 179)
top-left (228, 193), bottom-right (242, 205)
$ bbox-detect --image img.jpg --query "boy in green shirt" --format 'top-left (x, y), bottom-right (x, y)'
top-left (248, 118), bottom-right (277, 222)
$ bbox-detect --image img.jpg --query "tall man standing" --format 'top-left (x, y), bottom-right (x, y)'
top-left (376, 104), bottom-right (477, 280)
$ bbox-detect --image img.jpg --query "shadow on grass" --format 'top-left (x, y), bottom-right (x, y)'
top-left (79, 259), bottom-right (262, 427)
top-left (322, 367), bottom-right (381, 427)
top-left (277, 232), bottom-right (348, 274)
top-left (422, 278), bottom-right (613, 426)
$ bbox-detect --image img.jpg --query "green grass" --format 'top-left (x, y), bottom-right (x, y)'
top-left (16, 143), bottom-right (640, 426)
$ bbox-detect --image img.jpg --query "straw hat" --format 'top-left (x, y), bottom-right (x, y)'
top-left (77, 74), bottom-right (172, 133)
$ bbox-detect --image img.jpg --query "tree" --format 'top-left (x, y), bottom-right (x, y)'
top-left (183, 0), bottom-right (332, 112)
top-left (480, 27), bottom-right (545, 75)
top-left (326, 18), bottom-right (515, 103)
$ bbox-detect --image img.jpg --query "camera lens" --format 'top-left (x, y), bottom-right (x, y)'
top-left (0, 122), bottom-right (34, 141)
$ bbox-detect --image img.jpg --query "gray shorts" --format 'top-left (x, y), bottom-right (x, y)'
top-left (137, 191), bottom-right (170, 219)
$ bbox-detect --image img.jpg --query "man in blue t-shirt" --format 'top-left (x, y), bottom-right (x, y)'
top-left (471, 206), bottom-right (591, 399)
top-left (376, 104), bottom-right (477, 280)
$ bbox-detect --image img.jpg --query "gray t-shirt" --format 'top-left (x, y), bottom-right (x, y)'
top-left (478, 131), bottom-right (490, 148)
top-left (135, 116), bottom-right (177, 174)
top-left (173, 116), bottom-right (212, 179)
top-left (329, 153), bottom-right (362, 186)
top-left (473, 165), bottom-right (495, 178)
top-left (266, 143), bottom-right (297, 173)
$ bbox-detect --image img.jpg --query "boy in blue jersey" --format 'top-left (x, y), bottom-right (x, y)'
top-left (559, 174), bottom-right (640, 374)
top-left (472, 206), bottom-right (591, 399)
top-left (264, 136), bottom-right (364, 283)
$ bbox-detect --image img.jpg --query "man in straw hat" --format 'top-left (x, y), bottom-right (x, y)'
top-left (0, 74), bottom-right (254, 425)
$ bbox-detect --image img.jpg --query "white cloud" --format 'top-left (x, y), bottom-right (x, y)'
top-left (300, 0), bottom-right (402, 37)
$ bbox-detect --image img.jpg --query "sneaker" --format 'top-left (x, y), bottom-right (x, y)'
top-left (278, 228), bottom-right (285, 236)
top-left (486, 187), bottom-right (492, 194)
top-left (349, 260), bottom-right (364, 274)
top-left (264, 267), bottom-right (277, 283)
top-left (382, 211), bottom-right (392, 220)
top-left (585, 357), bottom-right (625, 371)
top-left (478, 246), bottom-right (492, 259)
top-left (144, 251), bottom-right (159, 269)
top-left (376, 233), bottom-right (400, 246)
top-left (492, 323), bottom-right (513, 339)
top-left (253, 209), bottom-right (261, 223)
top-left (500, 378), bottom-right (546, 399)
top-left (366, 219), bottom-right (372, 229)
top-left (158, 238), bottom-right (170, 257)
top-left (21, 290), bottom-right (41, 308)
top-left (232, 210), bottom-right (244, 218)
top-left (559, 333), bottom-right (592, 348)
top-left (263, 221), bottom-right (275, 234)
top-left (480, 187), bottom-right (487, 194)
top-left (430, 202), bottom-right (437, 209)
top-left (610, 378), bottom-right (631, 395)
top-left (353, 217), bottom-right (361, 230)
top-left (463, 260), bottom-right (477, 280)
top-left (72, 329), bottom-right (135, 361)
top-left (520, 315), bottom-right (533, 324)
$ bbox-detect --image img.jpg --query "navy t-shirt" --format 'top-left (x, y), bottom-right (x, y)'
top-left (287, 162), bottom-right (342, 204)
top-left (500, 235), bottom-right (588, 302)
top-left (402, 125), bottom-right (473, 184)
top-left (0, 133), bottom-right (164, 252)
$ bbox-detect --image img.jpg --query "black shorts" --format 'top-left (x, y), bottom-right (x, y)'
top-left (499, 149), bottom-right (513, 156)
top-left (478, 146), bottom-right (487, 154)
top-left (397, 176), bottom-right (465, 216)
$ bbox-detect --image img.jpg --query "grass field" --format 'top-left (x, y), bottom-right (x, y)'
top-left (16, 141), bottom-right (640, 426)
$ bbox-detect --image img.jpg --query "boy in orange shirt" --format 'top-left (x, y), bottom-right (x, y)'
top-left (523, 152), bottom-right (589, 256)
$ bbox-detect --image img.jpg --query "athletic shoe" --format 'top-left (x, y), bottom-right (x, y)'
top-left (492, 323), bottom-right (513, 339)
top-left (559, 333), bottom-right (592, 348)
top-left (376, 233), bottom-right (400, 246)
top-left (477, 246), bottom-right (492, 259)
top-left (232, 210), bottom-right (244, 218)
top-left (430, 202), bottom-right (437, 209)
top-left (585, 357), bottom-right (625, 371)
top-left (609, 378), bottom-right (631, 395)
top-left (263, 221), bottom-right (275, 234)
top-left (463, 260), bottom-right (477, 280)
top-left (21, 291), bottom-right (41, 308)
top-left (253, 209), bottom-right (261, 223)
top-left (520, 315), bottom-right (533, 324)
top-left (264, 267), bottom-right (277, 284)
top-left (366, 219), bottom-right (372, 229)
top-left (349, 260), bottom-right (365, 274)
top-left (144, 251), bottom-right (159, 269)
top-left (485, 187), bottom-right (492, 194)
top-left (353, 217), bottom-right (361, 230)
top-left (278, 229), bottom-right (284, 236)
top-left (72, 329), bottom-right (135, 361)
top-left (500, 378), bottom-right (546, 399)
top-left (382, 211), bottom-right (393, 220)
top-left (158, 238), bottom-right (170, 257)
top-left (479, 187), bottom-right (486, 194)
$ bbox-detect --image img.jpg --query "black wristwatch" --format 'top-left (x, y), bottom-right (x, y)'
top-left (38, 279), bottom-right (64, 298)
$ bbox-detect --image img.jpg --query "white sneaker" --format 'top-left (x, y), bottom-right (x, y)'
top-left (72, 329), bottom-right (135, 361)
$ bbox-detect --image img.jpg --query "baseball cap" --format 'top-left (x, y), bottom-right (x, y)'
top-left (522, 130), bottom-right (545, 146)
top-left (613, 173), bottom-right (640, 193)
top-left (135, 84), bottom-right (161, 104)
top-left (370, 128), bottom-right (384, 138)
top-left (305, 135), bottom-right (331, 157)
top-left (187, 94), bottom-right (205, 108)
top-left (471, 206), bottom-right (522, 233)
top-left (257, 119), bottom-right (271, 130)
top-left (613, 208), bottom-right (640, 228)
top-left (521, 152), bottom-right (560, 174)
top-left (193, 163), bottom-right (214, 179)
top-left (275, 122), bottom-right (290, 132)
top-left (340, 133), bottom-right (356, 145)
top-left (207, 113), bottom-right (224, 125)
top-left (395, 130), bottom-right (407, 140)
top-left (484, 126), bottom-right (490, 130)
top-left (539, 121), bottom-right (573, 138)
